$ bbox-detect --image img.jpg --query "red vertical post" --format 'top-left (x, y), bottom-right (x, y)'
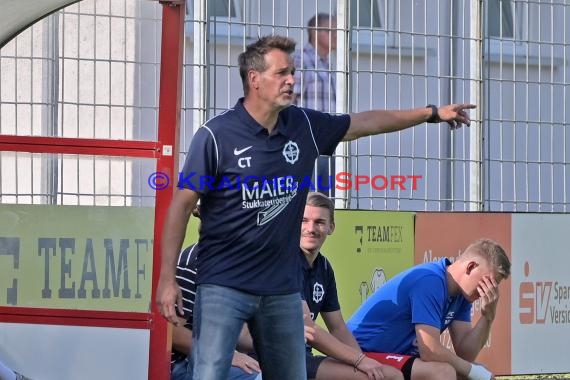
top-left (149, 1), bottom-right (186, 379)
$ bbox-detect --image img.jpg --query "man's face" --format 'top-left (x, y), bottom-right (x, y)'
top-left (252, 49), bottom-right (295, 109)
top-left (316, 18), bottom-right (337, 52)
top-left (461, 259), bottom-right (501, 302)
top-left (300, 205), bottom-right (334, 255)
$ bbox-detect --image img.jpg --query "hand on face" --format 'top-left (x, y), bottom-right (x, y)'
top-left (477, 275), bottom-right (500, 321)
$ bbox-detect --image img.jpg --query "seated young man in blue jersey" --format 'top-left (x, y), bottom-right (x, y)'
top-left (346, 239), bottom-right (511, 380)
top-left (300, 192), bottom-right (402, 380)
top-left (157, 34), bottom-right (475, 380)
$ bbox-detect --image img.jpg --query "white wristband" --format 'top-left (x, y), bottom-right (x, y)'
top-left (468, 364), bottom-right (492, 380)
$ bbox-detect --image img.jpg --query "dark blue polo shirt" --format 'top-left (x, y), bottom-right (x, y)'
top-left (179, 98), bottom-right (350, 294)
top-left (301, 250), bottom-right (340, 321)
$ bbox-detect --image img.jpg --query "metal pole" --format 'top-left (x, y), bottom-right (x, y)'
top-left (149, 1), bottom-right (186, 379)
top-left (193, 0), bottom-right (207, 135)
top-left (335, 0), bottom-right (350, 209)
top-left (42, 13), bottom-right (60, 204)
top-left (469, 0), bottom-right (483, 211)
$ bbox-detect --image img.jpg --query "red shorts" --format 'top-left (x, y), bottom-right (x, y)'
top-left (364, 352), bottom-right (416, 380)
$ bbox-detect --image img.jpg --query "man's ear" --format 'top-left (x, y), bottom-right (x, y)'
top-left (466, 261), bottom-right (478, 275)
top-left (248, 69), bottom-right (259, 89)
top-left (328, 221), bottom-right (335, 235)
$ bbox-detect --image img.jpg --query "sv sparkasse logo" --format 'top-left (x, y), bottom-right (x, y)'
top-left (519, 261), bottom-right (552, 324)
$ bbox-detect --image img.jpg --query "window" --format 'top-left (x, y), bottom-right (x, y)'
top-left (350, 0), bottom-right (388, 46)
top-left (488, 0), bottom-right (514, 38)
top-left (487, 0), bottom-right (534, 42)
top-left (351, 0), bottom-right (382, 29)
top-left (185, 0), bottom-right (244, 37)
top-left (210, 0), bottom-right (237, 19)
top-left (485, 1), bottom-right (563, 64)
top-left (485, 0), bottom-right (532, 57)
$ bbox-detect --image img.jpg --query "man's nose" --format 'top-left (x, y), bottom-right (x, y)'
top-left (305, 221), bottom-right (316, 232)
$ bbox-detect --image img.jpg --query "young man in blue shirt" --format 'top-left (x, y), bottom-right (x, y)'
top-left (347, 239), bottom-right (511, 380)
top-left (299, 192), bottom-right (403, 380)
top-left (156, 34), bottom-right (475, 380)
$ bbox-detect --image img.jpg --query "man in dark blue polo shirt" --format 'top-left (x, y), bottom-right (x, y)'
top-left (299, 192), bottom-right (402, 380)
top-left (156, 35), bottom-right (475, 380)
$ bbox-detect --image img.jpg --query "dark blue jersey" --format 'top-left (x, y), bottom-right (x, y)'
top-left (179, 99), bottom-right (350, 294)
top-left (301, 250), bottom-right (340, 321)
top-left (301, 249), bottom-right (340, 355)
top-left (171, 244), bottom-right (199, 366)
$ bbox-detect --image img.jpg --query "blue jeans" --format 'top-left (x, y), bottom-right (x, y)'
top-left (171, 357), bottom-right (260, 380)
top-left (171, 359), bottom-right (192, 380)
top-left (191, 284), bottom-right (306, 380)
top-left (227, 366), bottom-right (261, 380)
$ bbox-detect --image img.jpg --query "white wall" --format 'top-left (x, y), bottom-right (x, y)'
top-left (0, 322), bottom-right (149, 380)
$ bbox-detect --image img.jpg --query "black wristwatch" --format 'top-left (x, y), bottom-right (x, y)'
top-left (426, 104), bottom-right (438, 123)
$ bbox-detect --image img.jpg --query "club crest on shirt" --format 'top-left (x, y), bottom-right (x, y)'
top-left (282, 140), bottom-right (299, 164)
top-left (312, 282), bottom-right (324, 303)
top-left (444, 311), bottom-right (455, 326)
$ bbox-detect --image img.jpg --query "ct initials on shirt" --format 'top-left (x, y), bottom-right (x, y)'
top-left (234, 145), bottom-right (253, 168)
top-left (238, 156), bottom-right (252, 168)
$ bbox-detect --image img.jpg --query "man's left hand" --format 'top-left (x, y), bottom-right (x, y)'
top-left (232, 351), bottom-right (261, 374)
top-left (478, 276), bottom-right (500, 321)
